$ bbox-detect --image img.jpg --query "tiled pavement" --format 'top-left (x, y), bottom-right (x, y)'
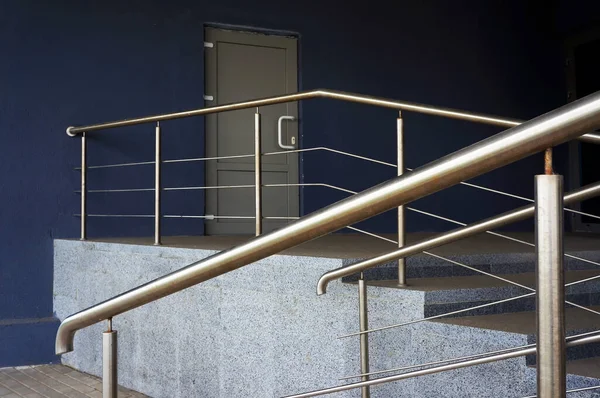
top-left (0, 365), bottom-right (148, 398)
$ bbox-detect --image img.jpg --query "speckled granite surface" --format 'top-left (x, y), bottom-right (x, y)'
top-left (53, 239), bottom-right (600, 397)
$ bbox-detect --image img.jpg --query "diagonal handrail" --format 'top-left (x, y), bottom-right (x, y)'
top-left (65, 88), bottom-right (600, 144)
top-left (317, 180), bottom-right (600, 294)
top-left (56, 90), bottom-right (600, 355)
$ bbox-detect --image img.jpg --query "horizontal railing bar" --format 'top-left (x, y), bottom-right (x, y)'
top-left (78, 145), bottom-right (600, 226)
top-left (65, 89), bottom-right (600, 144)
top-left (164, 215), bottom-right (254, 219)
top-left (86, 161), bottom-right (155, 170)
top-left (341, 329), bottom-right (600, 382)
top-left (317, 181), bottom-right (600, 294)
top-left (522, 385), bottom-right (600, 398)
top-left (283, 332), bottom-right (600, 397)
top-left (164, 185), bottom-right (253, 191)
top-left (80, 214), bottom-right (154, 218)
top-left (78, 146), bottom-right (395, 170)
top-left (66, 89), bottom-right (520, 135)
top-left (77, 183), bottom-right (600, 223)
top-left (84, 188), bottom-right (155, 193)
top-left (78, 214), bottom-right (299, 220)
top-left (55, 92), bottom-right (600, 355)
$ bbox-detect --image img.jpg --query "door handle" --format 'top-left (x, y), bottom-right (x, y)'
top-left (278, 116), bottom-right (297, 150)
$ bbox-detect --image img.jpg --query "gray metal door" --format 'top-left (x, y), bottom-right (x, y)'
top-left (204, 27), bottom-right (299, 235)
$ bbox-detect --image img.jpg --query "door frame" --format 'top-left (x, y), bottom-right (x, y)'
top-left (565, 26), bottom-right (600, 232)
top-left (202, 23), bottom-right (304, 234)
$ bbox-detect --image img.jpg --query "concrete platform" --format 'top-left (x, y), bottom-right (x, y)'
top-left (0, 365), bottom-right (147, 398)
top-left (53, 236), bottom-right (600, 397)
top-left (87, 232), bottom-right (600, 258)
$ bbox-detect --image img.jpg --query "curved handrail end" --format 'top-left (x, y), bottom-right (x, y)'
top-left (317, 275), bottom-right (330, 295)
top-left (66, 126), bottom-right (78, 137)
top-left (55, 319), bottom-right (76, 355)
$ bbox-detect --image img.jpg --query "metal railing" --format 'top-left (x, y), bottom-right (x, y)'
top-left (70, 88), bottom-right (600, 281)
top-left (60, 89), bottom-right (600, 398)
top-left (317, 180), bottom-right (600, 294)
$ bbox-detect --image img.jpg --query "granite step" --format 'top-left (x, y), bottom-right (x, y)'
top-left (348, 265), bottom-right (600, 379)
top-left (352, 270), bottom-right (600, 317)
top-left (433, 306), bottom-right (600, 374)
top-left (342, 249), bottom-right (600, 282)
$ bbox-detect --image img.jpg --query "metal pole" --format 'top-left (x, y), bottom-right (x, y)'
top-left (358, 273), bottom-right (370, 398)
top-left (397, 112), bottom-right (406, 285)
top-left (154, 122), bottom-right (161, 245)
top-left (80, 132), bottom-right (87, 240)
top-left (56, 91), bottom-right (600, 355)
top-left (255, 109), bottom-right (262, 236)
top-left (535, 174), bottom-right (565, 398)
top-left (103, 319), bottom-right (117, 398)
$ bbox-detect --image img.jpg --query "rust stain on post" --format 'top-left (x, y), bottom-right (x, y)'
top-left (544, 148), bottom-right (553, 175)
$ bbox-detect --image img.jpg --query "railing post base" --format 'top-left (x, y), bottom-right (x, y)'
top-left (103, 323), bottom-right (118, 398)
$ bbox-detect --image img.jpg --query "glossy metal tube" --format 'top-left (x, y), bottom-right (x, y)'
top-left (397, 113), bottom-right (406, 286)
top-left (56, 91), bottom-right (600, 355)
top-left (255, 111), bottom-right (262, 236)
top-left (317, 180), bottom-right (600, 294)
top-left (358, 275), bottom-right (370, 398)
top-left (102, 330), bottom-right (117, 398)
top-left (63, 89), bottom-right (600, 143)
top-left (80, 133), bottom-right (87, 240)
top-left (282, 333), bottom-right (600, 398)
top-left (154, 122), bottom-right (161, 246)
top-left (535, 175), bottom-right (566, 397)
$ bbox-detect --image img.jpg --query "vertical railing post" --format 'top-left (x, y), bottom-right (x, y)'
top-left (358, 273), bottom-right (370, 398)
top-left (397, 112), bottom-right (406, 285)
top-left (154, 122), bottom-right (161, 245)
top-left (535, 173), bottom-right (566, 398)
top-left (103, 318), bottom-right (117, 398)
top-left (80, 132), bottom-right (87, 240)
top-left (255, 109), bottom-right (262, 236)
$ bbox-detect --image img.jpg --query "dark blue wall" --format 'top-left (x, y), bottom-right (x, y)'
top-left (0, 0), bottom-right (579, 365)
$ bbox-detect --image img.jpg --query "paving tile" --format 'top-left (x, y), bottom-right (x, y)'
top-left (0, 366), bottom-right (147, 398)
top-left (26, 369), bottom-right (93, 395)
top-left (8, 384), bottom-right (36, 396)
top-left (0, 379), bottom-right (23, 389)
top-left (63, 372), bottom-right (98, 387)
top-left (27, 385), bottom-right (69, 398)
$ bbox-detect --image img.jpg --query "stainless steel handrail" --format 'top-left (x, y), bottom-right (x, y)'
top-left (283, 332), bottom-right (600, 398)
top-left (65, 88), bottom-right (600, 143)
top-left (56, 91), bottom-right (600, 355)
top-left (317, 180), bottom-right (600, 294)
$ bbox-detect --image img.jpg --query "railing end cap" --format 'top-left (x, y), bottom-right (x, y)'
top-left (66, 126), bottom-right (78, 137)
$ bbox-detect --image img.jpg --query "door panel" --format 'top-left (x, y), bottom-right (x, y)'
top-left (205, 27), bottom-right (299, 235)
